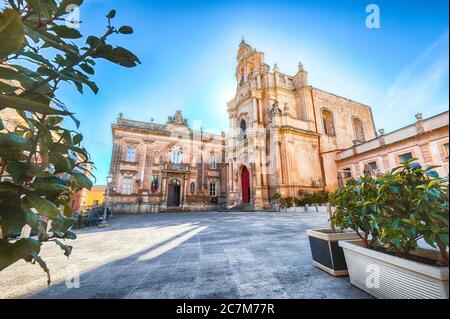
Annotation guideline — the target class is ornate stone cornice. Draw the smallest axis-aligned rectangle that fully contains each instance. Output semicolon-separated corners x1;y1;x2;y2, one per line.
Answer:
274;125;320;138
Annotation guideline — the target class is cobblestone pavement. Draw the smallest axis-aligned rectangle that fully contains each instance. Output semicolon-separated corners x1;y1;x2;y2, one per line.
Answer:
0;211;371;299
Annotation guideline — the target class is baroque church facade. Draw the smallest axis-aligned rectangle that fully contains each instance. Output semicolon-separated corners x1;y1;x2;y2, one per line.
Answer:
107;40;448;212
224;40;376;209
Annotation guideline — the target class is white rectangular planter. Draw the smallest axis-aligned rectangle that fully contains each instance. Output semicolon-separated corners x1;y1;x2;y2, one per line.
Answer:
285;207;306;212
305;205;317;212
317;205;328;213
339;240;449;299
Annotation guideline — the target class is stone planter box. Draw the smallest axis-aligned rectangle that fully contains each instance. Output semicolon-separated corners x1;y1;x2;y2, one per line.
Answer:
339;240;449;299
307;229;360;276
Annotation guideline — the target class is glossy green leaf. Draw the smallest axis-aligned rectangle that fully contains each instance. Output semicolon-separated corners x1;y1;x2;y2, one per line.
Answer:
51;239;72;257
0;9;25;60
0;133;31;150
27;0;57;19
50;25;82;39
118;26;133;34
106;9;116;19
72;172;93;190
0;95;72;115
0;238;42;271
79;63;94;75
23;194;59;219
50;215;76;233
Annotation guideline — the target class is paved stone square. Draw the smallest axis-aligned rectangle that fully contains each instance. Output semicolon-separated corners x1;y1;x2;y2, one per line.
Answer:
0;211;371;299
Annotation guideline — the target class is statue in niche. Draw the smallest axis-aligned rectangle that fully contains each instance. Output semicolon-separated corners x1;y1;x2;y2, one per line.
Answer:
268;101;282;122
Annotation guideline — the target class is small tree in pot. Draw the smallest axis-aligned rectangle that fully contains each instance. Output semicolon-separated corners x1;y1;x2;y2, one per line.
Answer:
307;187;360;276
270;192;282;212
336;159;449;299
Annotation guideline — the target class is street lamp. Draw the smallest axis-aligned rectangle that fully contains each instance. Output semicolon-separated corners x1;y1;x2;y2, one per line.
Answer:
99;174;113;228
111;186;116;217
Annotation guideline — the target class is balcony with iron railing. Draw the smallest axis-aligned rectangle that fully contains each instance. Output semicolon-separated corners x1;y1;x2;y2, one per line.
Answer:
119;159;139;172
163;163;190;172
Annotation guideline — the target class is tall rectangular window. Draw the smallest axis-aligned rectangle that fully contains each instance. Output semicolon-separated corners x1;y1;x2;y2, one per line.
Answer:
125;146;136;162
121;178;133;195
210;156;217;169
209;183;216;197
399;152;413;163
172;150;181;164
444;143;449;158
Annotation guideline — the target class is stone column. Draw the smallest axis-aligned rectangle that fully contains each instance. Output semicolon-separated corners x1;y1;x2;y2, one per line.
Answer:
110;138;122;190
182;175;188;209
252;97;258;124
274;129;283;188
160;174;167;209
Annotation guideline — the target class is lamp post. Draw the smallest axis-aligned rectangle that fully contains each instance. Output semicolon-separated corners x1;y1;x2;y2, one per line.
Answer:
99;174;113;228
111;186;116;217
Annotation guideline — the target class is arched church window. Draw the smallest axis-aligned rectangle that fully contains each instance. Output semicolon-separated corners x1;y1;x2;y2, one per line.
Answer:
190;182;195;195
239;119;247;141
353;118;365;142
322;110;335;136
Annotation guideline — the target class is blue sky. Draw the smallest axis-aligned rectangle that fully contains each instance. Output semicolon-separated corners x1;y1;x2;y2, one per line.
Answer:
17;0;450;184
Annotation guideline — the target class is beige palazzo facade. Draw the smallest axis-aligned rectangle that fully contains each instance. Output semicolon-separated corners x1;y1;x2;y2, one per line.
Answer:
109;111;227;213
107;40;448;212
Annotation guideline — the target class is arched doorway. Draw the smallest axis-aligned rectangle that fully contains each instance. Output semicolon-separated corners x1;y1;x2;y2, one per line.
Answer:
241;166;250;203
168;179;181;207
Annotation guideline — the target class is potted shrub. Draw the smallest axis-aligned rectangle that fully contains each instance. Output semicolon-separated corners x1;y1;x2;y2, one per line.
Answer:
294;197;306;212
315;191;329;212
334;160;449;299
270;192;282;212
307;189;360;276
284;196;294;212
302;193;314;212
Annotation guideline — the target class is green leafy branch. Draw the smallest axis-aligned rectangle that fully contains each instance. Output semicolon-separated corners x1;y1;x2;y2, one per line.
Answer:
0;0;140;283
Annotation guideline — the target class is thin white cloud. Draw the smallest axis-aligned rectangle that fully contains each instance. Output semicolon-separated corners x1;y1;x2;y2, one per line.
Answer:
382;32;449;119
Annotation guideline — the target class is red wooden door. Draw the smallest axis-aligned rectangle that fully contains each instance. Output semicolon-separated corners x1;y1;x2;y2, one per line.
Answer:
241;166;250;203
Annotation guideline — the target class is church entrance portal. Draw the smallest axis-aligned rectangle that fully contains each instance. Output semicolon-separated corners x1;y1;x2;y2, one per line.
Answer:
241;166;250;203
